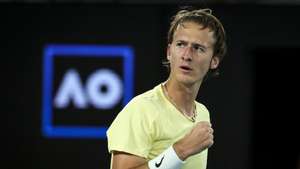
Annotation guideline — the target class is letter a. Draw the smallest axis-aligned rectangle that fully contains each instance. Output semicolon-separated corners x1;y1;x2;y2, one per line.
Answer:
54;69;88;109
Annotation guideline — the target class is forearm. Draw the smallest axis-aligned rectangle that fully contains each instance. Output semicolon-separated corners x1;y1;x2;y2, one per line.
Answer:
129;163;149;169
173;141;190;161
113;146;184;169
172;121;214;161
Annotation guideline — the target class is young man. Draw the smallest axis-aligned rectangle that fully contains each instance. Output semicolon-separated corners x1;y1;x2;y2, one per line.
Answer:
107;8;227;169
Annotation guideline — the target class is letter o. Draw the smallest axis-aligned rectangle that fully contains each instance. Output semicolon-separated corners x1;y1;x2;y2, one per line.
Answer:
86;69;123;109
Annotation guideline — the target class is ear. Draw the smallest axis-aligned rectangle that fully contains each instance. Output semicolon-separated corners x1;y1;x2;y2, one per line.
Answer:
210;56;220;69
167;44;171;60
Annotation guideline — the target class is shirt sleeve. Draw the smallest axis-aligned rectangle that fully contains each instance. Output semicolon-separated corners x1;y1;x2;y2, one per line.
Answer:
195;102;211;123
106;97;154;159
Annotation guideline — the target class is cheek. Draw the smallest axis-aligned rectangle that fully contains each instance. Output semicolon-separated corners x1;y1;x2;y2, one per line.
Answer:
168;55;176;68
195;57;212;71
169;51;180;64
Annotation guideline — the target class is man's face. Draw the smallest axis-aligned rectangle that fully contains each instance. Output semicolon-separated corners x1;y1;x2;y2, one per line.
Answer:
167;21;219;85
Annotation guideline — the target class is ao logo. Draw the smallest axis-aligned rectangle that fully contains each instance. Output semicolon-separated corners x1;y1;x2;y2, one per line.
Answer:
42;44;134;139
54;69;122;109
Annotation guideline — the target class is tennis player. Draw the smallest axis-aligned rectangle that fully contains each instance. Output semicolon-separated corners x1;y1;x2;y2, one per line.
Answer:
107;7;227;169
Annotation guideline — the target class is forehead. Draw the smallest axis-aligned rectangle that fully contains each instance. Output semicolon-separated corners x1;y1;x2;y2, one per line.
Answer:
173;21;215;45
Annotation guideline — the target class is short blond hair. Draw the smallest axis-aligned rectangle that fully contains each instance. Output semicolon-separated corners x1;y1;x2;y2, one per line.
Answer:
165;8;227;77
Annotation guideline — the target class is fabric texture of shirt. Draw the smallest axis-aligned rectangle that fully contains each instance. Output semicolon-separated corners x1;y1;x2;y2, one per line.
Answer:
107;84;211;169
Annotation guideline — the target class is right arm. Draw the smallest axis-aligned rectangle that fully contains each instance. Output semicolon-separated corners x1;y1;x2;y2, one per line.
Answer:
111;151;149;169
111;121;214;169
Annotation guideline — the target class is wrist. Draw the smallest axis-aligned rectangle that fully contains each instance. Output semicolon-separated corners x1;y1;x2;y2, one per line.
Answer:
148;146;184;169
173;142;189;161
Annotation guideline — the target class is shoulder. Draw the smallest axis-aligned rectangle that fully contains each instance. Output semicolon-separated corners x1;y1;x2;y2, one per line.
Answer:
117;84;162;119
126;85;162;111
195;101;211;121
195;101;209;112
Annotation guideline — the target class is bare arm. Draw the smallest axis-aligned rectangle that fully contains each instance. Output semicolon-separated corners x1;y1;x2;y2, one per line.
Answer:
111;151;149;169
111;121;213;168
173;121;214;161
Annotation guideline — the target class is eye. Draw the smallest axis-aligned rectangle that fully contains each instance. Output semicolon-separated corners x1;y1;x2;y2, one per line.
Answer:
193;44;206;53
176;41;186;48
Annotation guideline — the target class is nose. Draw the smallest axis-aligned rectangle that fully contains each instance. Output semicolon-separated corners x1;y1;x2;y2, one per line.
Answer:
181;46;193;61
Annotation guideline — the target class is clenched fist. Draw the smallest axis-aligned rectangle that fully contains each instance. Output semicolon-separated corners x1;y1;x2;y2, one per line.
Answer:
173;121;214;161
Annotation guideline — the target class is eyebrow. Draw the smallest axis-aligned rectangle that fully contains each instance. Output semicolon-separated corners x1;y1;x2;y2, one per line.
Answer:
192;43;207;49
175;40;208;49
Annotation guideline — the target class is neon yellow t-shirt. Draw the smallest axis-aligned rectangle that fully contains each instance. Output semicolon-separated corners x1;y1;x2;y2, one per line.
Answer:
107;84;211;169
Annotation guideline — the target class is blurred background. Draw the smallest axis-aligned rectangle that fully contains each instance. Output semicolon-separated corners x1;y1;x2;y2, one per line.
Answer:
2;1;299;169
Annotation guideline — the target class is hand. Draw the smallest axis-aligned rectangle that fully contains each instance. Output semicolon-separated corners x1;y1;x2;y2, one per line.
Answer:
173;121;214;161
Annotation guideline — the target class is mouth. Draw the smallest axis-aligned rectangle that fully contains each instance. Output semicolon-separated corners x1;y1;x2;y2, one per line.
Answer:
179;65;193;72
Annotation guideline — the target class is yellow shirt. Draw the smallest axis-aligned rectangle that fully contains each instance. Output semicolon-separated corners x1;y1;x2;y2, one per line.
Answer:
107;84;211;169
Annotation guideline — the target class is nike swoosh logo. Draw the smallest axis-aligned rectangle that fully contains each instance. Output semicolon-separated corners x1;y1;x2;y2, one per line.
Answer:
155;156;165;168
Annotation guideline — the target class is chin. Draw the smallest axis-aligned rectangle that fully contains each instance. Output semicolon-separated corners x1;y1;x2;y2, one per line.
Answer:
177;75;198;85
177;75;202;85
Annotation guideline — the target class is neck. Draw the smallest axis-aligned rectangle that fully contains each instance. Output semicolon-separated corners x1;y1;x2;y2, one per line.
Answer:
163;78;201;116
